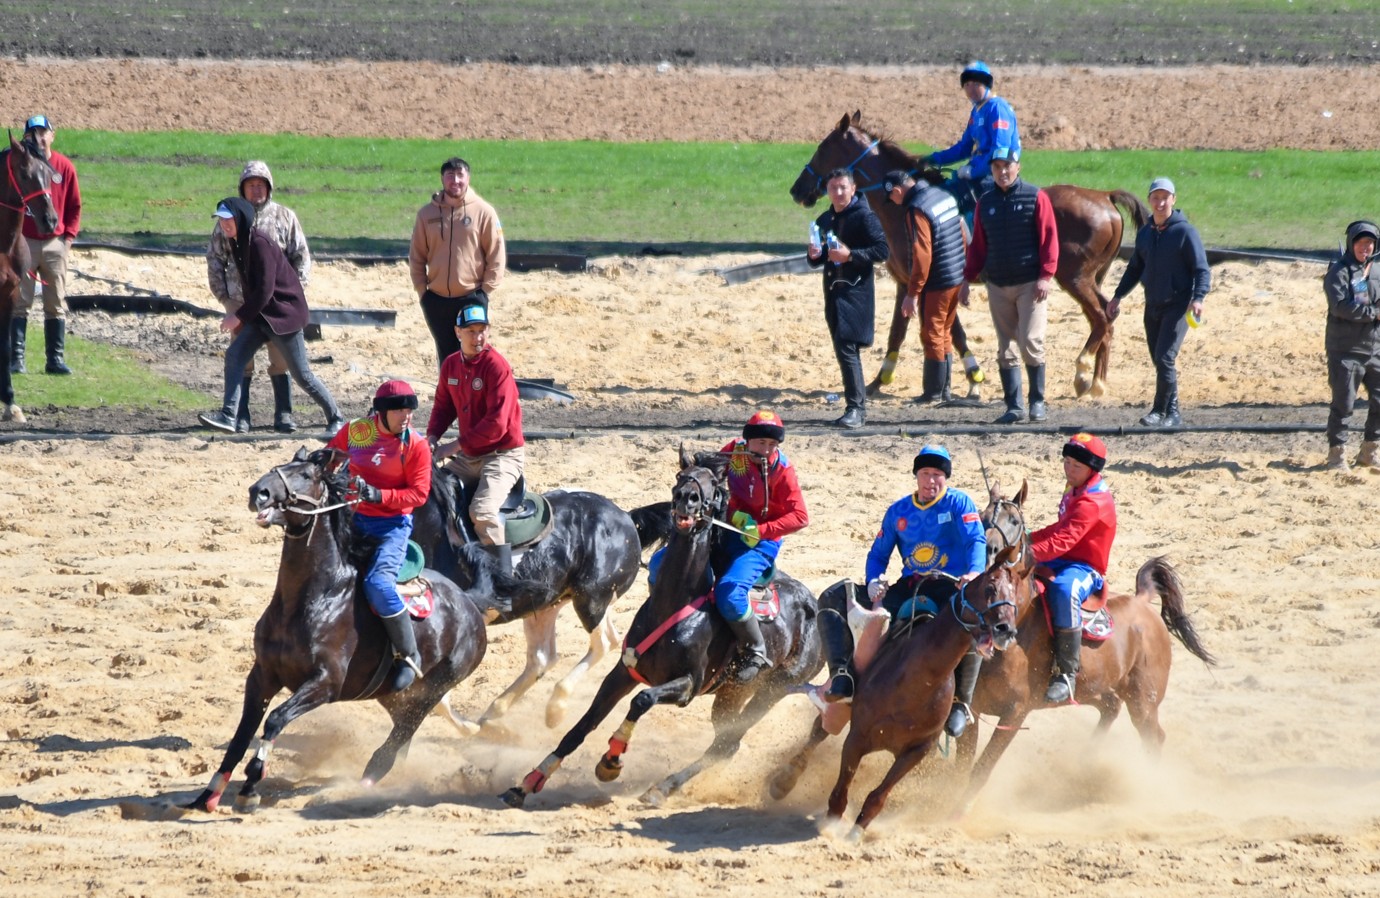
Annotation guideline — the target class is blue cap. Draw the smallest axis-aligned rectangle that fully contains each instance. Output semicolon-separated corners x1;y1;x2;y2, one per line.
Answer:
1148;177;1176;196
960;61;994;87
213;201;235;219
992;146;1020;163
913;444;953;477
456;303;489;327
24;114;52;132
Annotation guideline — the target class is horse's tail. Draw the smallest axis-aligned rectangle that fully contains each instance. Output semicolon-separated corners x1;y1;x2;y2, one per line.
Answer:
460;541;557;623
1135;555;1216;667
1109;188;1151;233
627;501;674;553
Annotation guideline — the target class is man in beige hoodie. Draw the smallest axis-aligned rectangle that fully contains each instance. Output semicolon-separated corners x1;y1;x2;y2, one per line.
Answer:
409;157;506;366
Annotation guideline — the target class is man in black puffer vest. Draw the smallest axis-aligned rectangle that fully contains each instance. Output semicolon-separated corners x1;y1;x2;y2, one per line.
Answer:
963;147;1060;424
807;169;890;428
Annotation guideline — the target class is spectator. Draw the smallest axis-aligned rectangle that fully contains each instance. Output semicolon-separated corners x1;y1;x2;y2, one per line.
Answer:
963;147;1060;424
410;157;506;367
207;160;313;432
1108;178;1211;428
11;114;81;376
1322;220;1380;470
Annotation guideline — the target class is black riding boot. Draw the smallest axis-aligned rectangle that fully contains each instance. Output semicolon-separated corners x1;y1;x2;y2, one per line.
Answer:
726;612;771;684
1140;378;1168;427
380;610;423;692
994;367;1024;424
915;357;947;406
939;353;953;402
484;542;513;577
44;318;71;375
945;649;982;738
8;316;26;374
1027;364;1047;422
1160;389;1183;428
1045;626;1083;704
236;375;253;433
818;606;856;703
270;373;297;433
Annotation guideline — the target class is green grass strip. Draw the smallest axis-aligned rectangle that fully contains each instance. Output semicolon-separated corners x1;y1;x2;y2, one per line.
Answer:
10;326;208;412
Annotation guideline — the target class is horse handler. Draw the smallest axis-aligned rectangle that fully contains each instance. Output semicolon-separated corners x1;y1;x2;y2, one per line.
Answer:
328;380;434;692
1028;433;1117;704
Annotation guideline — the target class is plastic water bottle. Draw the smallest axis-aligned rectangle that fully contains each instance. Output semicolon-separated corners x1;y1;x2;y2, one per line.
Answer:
809;222;822;253
826;231;840;252
825;393;840;405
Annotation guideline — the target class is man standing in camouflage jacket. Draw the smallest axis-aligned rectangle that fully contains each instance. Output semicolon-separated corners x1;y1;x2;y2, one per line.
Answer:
206;160;313;433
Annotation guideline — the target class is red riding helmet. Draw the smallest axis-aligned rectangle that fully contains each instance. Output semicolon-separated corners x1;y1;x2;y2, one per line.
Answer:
1062;432;1107;472
743;410;786;443
373;380;418;413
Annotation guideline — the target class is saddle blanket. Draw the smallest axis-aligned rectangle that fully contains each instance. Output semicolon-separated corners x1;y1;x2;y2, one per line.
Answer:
749;585;779;621
397;577;435;620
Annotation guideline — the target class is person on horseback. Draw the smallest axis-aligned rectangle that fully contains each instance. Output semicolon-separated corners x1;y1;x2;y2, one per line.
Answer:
326;379;434;692
924;61;1021;217
426;301;525;575
822;446;986;734
714;410;809;682
1028;433;1118;704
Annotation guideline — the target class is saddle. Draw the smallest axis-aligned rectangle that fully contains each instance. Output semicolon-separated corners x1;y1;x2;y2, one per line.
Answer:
747;564;780;622
450;474;555;549
1033;567;1113;642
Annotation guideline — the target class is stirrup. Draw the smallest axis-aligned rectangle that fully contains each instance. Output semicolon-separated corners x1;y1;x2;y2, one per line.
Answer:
824;670;854;704
733;651;770;684
1045;672;1075;704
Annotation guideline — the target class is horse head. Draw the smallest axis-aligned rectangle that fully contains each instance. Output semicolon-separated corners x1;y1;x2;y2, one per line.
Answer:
248;446;350;533
4;133;58;234
983;478;1032;566
955;545;1021;657
791;111;939;208
671;443;729;534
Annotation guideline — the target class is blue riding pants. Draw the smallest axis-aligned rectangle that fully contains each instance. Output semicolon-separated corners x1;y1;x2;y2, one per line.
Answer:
1045;559;1102;630
711;537;780;621
353;512;412;617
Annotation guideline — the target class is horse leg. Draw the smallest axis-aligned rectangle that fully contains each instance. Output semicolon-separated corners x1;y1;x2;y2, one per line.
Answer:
1060;272;1110;398
867;283;909;395
546;611;620;729
472;604;561;732
641;679;773;806
361;676;456;787
499;663;640;809
182;665;275;812
1091;692;1123;738
235;674;337;811
769;717;831;801
824;731;866;834
594;674;697;784
952;710;1030;819
849;742;932;840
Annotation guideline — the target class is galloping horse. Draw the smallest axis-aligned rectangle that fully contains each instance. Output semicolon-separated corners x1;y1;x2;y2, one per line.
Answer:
183;447;547;813
410;468;670;733
499;446;820;809
819;547;1021;840
949;482;1217;815
791;112;1149;400
0;135;60;423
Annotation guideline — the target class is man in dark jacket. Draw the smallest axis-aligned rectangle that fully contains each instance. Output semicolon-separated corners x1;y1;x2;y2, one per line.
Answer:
1108;178;1211;428
807;169;890;428
1322;220;1380;470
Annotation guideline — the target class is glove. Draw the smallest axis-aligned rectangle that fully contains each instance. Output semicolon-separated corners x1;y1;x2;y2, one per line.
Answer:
866;578;887;602
350;476;382;505
956;164;974;180
731;511;761;549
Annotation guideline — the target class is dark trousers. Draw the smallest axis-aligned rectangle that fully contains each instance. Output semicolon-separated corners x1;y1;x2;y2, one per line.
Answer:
830;330;866;411
421;288;488;366
1144;304;1190;410
1326;342;1380;445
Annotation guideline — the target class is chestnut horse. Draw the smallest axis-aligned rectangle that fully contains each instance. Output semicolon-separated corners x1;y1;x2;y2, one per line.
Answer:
499;446;820;810
790;112;1149;400
950;482;1217;815
0;135;60;423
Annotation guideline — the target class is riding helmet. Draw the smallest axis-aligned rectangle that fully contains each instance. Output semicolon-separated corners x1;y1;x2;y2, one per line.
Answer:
960;61;994;89
373;379;419;413
1062;432;1107;472
743;410;786;443
913;444;953;477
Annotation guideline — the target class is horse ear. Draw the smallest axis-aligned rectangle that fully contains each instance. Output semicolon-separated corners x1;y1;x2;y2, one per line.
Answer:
1014;479;1029;508
851;110;861;124
998;545;1020;567
292;446;310;462
989;479;1002;502
678;442;695;470
837;113;852;133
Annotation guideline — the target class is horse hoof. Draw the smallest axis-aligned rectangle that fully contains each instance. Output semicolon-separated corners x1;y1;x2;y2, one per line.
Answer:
639;786;666;807
498;787;528;809
846;824;866;844
594;755;623;783
2;404;23;423
1088;378;1107;398
544;700;567;730
233;793;261;814
768;769;801;801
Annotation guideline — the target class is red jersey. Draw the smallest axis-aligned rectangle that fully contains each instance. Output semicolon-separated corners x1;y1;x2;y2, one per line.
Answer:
327;415;432;517
427;345;525;457
22;149;80;241
719;439;809;543
1029;474;1117;574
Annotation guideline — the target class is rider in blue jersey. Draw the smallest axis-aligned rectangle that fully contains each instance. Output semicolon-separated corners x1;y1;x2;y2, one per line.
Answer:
925;61;1021;217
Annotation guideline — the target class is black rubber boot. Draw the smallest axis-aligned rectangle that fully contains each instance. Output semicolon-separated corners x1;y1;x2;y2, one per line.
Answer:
994;367;1024;424
945;649;982;738
1027;364;1047;422
1160;390;1182;428
270;373;297;433
8;316;26;374
44;318;72;375
939;353;953;402
380;610;423;692
1140;377;1168;427
818;607;856;703
484;542;513;577
1045;626;1083;703
236;375;253;433
914;357;947;406
726;612;771;684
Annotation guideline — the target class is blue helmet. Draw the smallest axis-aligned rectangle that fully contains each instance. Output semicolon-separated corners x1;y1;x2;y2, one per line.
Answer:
913;444;953;477
960;61;994;89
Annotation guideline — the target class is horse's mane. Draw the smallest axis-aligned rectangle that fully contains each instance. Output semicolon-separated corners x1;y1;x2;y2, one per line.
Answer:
853;119;945;186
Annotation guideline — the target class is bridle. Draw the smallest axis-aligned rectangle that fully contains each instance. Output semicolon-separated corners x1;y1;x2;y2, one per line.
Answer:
800;133;885;198
263;462;358;539
984;497;1029;561
671;464;728;534
0;145;52;215
949;561;1017;639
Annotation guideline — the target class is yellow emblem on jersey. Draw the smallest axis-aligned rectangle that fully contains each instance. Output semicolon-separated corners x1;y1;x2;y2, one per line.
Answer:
910;543;938;567
347;417;379;447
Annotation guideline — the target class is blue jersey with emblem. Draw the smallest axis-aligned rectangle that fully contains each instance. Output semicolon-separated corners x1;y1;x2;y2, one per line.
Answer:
865;486;987;582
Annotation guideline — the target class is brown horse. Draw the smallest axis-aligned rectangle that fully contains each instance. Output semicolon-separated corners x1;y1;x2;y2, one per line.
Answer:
0;134;60;423
790;112;1149;400
819;547;1021;840
950;481;1217;816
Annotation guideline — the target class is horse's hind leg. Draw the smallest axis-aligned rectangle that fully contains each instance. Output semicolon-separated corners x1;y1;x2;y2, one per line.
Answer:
1059;272;1110;398
769;716;830;801
466;604;561;733
851;742;932;839
868;284;910;394
641;680;765;806
546;611;620;729
183;665;275;812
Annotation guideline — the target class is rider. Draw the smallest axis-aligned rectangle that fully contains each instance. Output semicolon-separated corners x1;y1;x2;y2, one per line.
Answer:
327;380;434;692
1028;433;1117;704
713;410;810;683
924;61;1021;217
822;446;985;731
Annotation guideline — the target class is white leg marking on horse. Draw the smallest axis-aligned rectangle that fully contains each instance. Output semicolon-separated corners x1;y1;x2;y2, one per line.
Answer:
546;611;619;729
434;692;482;737
481;605;560;724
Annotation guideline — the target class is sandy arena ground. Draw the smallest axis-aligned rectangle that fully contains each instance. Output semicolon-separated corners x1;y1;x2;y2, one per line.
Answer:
2;60;1380;897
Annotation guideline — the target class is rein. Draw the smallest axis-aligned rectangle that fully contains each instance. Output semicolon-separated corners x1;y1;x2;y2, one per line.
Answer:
803;138;885;194
266;464;359;540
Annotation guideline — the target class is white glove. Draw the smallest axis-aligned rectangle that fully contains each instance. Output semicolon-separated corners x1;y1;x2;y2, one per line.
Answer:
957;164;974;180
866;578;887;602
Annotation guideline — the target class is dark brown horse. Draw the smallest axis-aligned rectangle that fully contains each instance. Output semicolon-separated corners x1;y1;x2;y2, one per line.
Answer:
949;482;1217;816
818;547;1021;840
0;135;60;423
183;447;546;813
790;112;1149;400
499;446;820;809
